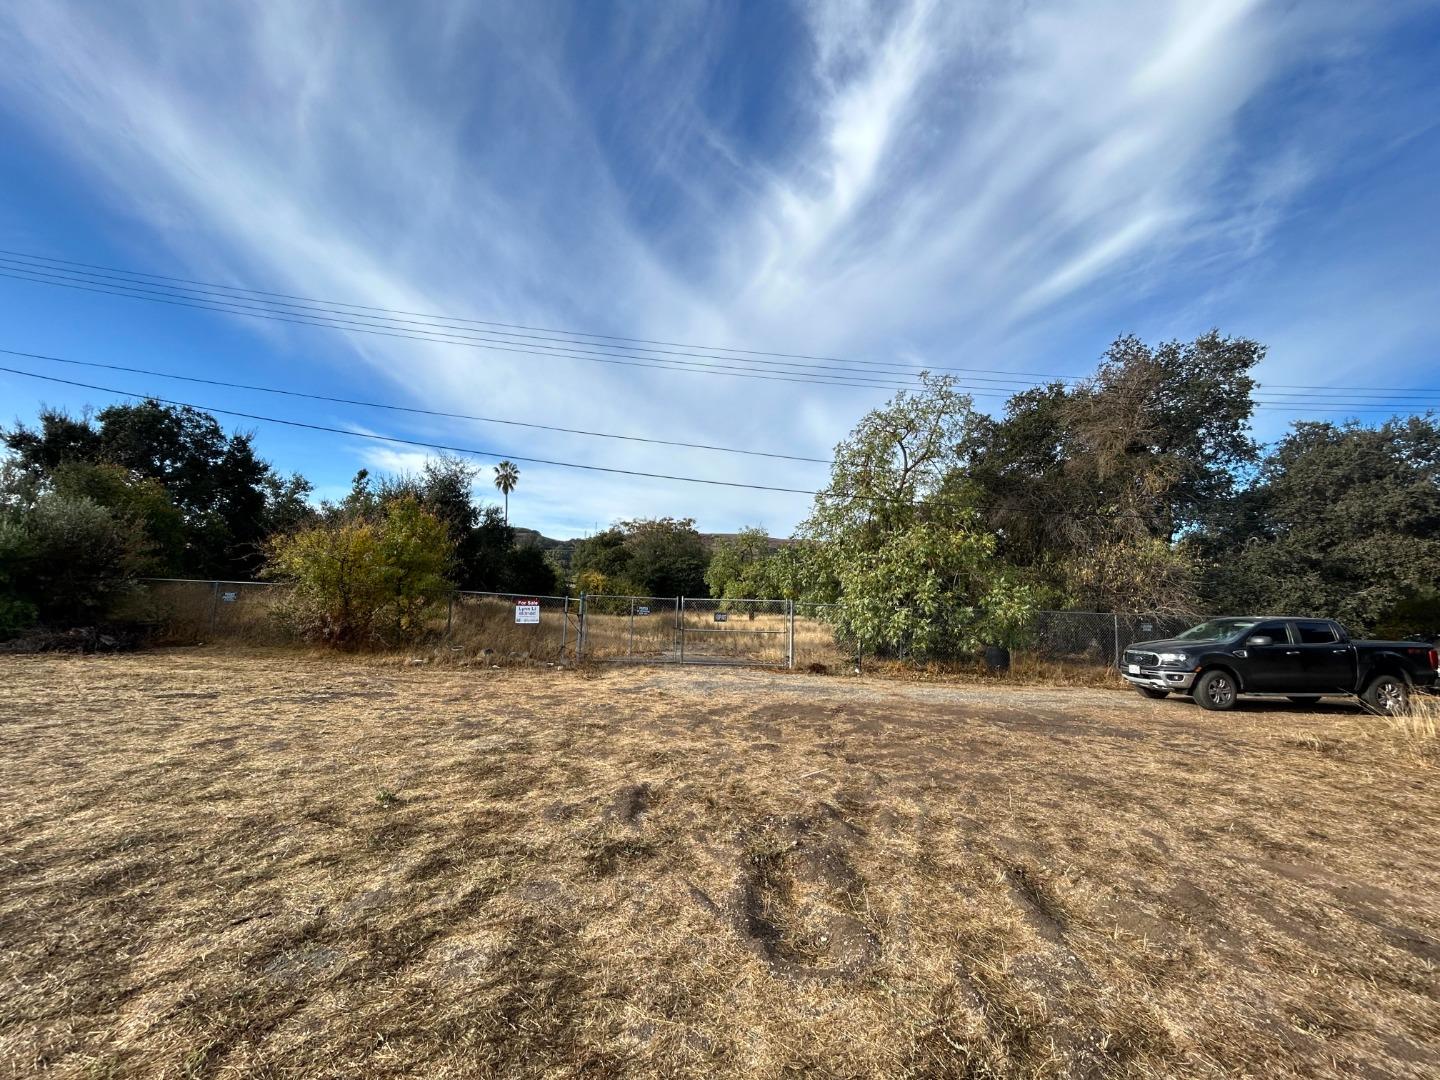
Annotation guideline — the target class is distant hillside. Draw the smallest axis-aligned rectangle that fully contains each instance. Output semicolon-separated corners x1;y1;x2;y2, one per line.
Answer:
700;532;794;551
513;528;576;570
512;528;792;572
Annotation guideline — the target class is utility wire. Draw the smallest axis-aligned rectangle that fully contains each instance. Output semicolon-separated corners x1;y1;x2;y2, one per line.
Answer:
0;247;1086;383
2;249;1440;408
0;348;833;465
0;267;915;392
6;246;1439;398
2;266;1433;412
0;363;1207;521
0;365;821;495
0;254;1053;390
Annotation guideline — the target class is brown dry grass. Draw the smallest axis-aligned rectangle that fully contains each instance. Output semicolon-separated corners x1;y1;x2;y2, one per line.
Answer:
2;652;1438;1078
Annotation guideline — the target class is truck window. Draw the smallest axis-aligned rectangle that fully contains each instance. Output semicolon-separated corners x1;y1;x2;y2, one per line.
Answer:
1296;621;1338;644
1247;621;1291;643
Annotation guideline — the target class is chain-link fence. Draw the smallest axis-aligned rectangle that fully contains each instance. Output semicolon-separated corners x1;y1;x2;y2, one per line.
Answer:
1029;611;1195;668
677;597;792;666
115;579;295;645
115;578;1205;673
447;591;575;663
577;595;681;662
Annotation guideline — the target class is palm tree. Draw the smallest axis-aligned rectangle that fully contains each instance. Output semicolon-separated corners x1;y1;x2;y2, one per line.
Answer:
493;460;519;524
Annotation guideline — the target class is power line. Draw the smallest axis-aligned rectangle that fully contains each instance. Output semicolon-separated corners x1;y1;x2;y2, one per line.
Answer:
4;363;1430;521
0;247;1086;383
0;365;821;494
6;246;1439;399
3;264;1434;412
0;254;1056;390
0;266;917;393
4;249;1438;413
0;347;834;465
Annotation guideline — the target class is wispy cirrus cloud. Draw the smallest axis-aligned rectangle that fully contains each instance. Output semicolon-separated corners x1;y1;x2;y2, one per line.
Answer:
0;0;1435;535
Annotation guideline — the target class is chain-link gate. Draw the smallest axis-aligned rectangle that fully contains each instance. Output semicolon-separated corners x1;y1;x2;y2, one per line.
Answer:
678;597;793;666
577;595;682;662
579;595;796;667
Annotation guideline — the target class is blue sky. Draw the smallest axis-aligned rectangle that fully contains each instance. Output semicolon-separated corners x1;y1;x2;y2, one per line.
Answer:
1;0;1438;539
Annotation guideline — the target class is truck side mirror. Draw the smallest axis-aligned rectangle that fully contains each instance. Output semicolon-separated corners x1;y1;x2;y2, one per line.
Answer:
1248;634;1274;647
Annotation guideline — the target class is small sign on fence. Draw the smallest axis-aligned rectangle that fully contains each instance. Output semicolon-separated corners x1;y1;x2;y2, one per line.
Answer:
713;611;728;622
221;592;238;603
514;599;540;625
636;605;650;616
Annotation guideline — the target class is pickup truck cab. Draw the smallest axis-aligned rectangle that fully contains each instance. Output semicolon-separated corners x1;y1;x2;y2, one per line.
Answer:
1121;616;1439;712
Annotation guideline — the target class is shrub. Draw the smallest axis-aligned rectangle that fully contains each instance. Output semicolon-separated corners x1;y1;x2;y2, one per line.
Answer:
1;493;144;626
265;497;454;647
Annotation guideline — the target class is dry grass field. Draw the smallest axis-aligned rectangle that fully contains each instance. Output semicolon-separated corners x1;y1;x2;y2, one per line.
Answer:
1;651;1438;1078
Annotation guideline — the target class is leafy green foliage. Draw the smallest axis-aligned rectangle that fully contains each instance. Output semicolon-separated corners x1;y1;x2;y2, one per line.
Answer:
264;497;454;647
704;528;773;598
795;376;1041;657
0;493;147;626
1;400;295;578
572;518;709;597
1196;415;1440;632
964;331;1261;613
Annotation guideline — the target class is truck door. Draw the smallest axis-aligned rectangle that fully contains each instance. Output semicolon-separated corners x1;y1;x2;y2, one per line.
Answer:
1292;620;1354;694
1239;620;1301;691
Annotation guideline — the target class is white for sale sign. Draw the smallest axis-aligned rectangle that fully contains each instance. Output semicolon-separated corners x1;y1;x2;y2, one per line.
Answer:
514;599;540;625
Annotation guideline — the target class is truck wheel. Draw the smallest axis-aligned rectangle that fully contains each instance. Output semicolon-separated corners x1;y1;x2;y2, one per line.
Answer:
1286;696;1322;706
1135;686;1169;700
1194;670;1238;711
1362;674;1409;715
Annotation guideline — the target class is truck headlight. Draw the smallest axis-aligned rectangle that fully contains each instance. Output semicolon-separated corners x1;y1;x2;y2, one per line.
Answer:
1157;652;1189;665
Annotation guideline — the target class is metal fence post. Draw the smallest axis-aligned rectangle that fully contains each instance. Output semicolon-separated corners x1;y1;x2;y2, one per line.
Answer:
677;596;684;664
445;591;455;640
207;580;221;639
578;594;587;660
560;595;570;661
628;598;635;658
1113;613;1121;666
787;599;795;670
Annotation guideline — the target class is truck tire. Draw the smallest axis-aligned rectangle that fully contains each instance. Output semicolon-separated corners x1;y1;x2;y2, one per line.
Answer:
1194;669;1238;711
1362;674;1409;715
1135;686;1169;700
1286;696;1322;706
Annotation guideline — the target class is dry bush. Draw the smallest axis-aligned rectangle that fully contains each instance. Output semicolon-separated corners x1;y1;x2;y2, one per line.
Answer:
1376;690;1440;763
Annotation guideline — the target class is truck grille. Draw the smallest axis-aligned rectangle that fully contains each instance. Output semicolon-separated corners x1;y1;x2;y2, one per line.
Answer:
1125;650;1159;667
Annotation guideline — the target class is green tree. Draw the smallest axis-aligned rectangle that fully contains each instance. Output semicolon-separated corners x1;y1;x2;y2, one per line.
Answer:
704;528;774;598
964;331;1262;612
619;517;710;597
499;544;561;595
493;460;519;524
49;462;187;575
264;497;454;647
1;493;146;626
798;375;1039;657
1196;415;1440;632
572;527;635;591
2;401;293;578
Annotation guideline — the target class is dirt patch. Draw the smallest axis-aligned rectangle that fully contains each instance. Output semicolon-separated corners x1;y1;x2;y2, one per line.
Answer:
0;649;1437;1078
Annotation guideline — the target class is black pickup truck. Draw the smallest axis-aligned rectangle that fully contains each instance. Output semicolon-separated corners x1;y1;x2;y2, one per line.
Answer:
1121;616;1439;712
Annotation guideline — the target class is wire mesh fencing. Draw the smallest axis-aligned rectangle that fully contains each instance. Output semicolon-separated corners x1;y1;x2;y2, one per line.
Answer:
577;595;681;662
446;591;575;663
1028;611;1195;668
113;578;1206;675
678;597;792;666
117;579;296;645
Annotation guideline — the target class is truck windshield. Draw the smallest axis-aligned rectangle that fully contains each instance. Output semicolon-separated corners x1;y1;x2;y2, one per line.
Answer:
1175;618;1260;641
